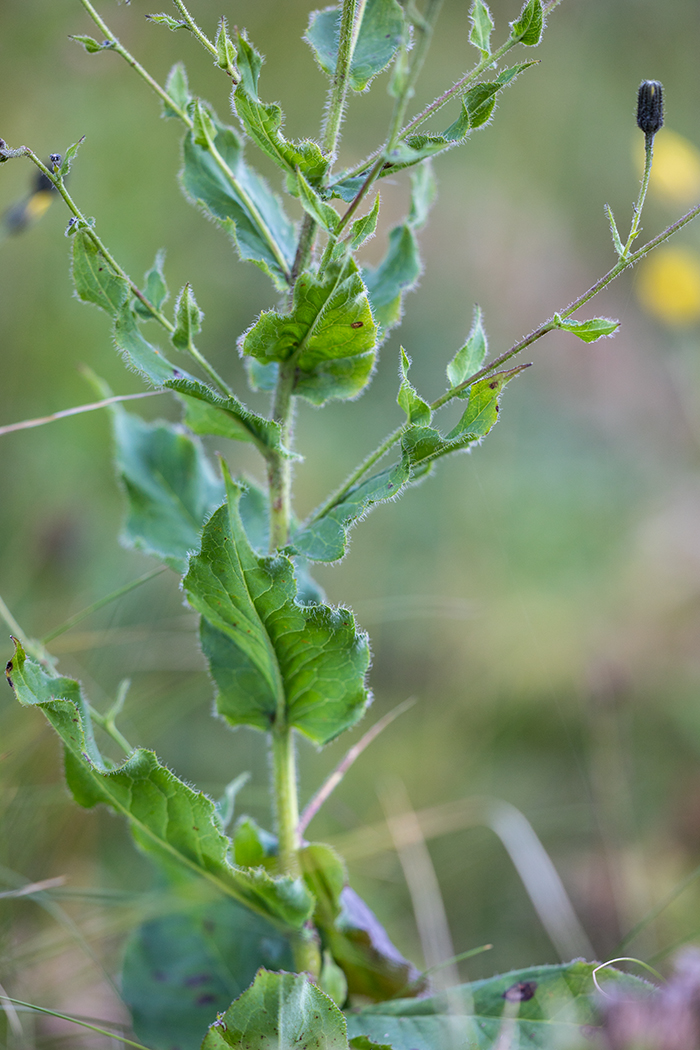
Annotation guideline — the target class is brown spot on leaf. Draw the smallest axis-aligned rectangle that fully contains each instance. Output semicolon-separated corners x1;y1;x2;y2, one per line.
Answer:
351;321;363;329
503;980;537;1002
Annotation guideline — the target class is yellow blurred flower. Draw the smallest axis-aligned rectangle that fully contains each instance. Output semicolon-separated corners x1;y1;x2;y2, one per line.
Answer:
636;129;700;206
637;246;700;326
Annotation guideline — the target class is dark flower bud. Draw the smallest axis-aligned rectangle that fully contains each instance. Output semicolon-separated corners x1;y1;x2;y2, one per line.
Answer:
49;153;61;170
637;80;664;135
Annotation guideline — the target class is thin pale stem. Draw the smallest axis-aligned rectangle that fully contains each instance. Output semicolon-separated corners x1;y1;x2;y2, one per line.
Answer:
87;703;133;756
622;131;654;258
308;198;700;516
0;391;163;438
41;567;166;644
0;998;151;1050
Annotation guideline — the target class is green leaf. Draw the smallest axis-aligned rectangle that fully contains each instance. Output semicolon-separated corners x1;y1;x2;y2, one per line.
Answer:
463;63;536;130
296;168;340;232
69;34;114;54
215;17;237;71
146;12;187;30
345;961;651;1049
469;0;494;58
407;163;436;231
305;0;405;92
510;0;544;45
553;313;620;342
233;817;277;869
164;61;191;117
122;896;292;1050
172;283;203;351
112;407;224;572
167;375;291;457
240;260;377;406
59;136;85;177
245;358;278;393
397;348;431;426
363;225;420;335
201;970;348;1050
72;230;128;315
113;303;197;387
183;469;371;745
133;249;169;319
5;641;315;930
446;304;488;390
180;108;295;290
292;458;410;563
192;99;219;150
445;370;518;441
233;32;328;188
348;194;380;250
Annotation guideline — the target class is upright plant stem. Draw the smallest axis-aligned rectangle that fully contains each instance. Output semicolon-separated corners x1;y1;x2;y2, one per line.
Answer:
623;131;654;258
322;0;362;159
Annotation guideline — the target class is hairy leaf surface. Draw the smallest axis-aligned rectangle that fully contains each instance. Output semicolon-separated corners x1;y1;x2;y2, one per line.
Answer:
447;305;488;391
346;962;650;1049
167;375;290;457
305;0;405;92
240;260;377;405
180;110;295;289
183;470;371;745
553;314;620;342
201;969;348;1050
113;408;224;572
233;33;328;188
123;896;292;1050
5;641;314;930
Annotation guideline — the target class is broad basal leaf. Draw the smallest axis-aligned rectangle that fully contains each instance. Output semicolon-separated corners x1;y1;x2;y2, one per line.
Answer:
201;970;348;1050
240;259;377;406
167;375;291;457
122;895;292;1050
553;313;620;342
183;469;371;745
180;107;295;289
345;961;651;1049
292;458;410;563
233;32;328;189
305;0;405;92
113;407;224;572
5;641;314;930
446;305;488;391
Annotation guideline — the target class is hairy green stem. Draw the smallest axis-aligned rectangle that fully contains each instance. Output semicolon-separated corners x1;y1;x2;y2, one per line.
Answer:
308;198;700;518
622;131;654;258
322;0;362;159
267;362;296;552
170;0;237;78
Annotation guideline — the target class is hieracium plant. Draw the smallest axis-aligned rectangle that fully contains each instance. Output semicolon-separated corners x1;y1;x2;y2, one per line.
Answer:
1;1;697;1048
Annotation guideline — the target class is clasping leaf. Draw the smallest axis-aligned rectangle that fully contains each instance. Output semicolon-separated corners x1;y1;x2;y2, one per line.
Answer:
469;0;494;59
509;0;544;46
446;304;488;392
553;313;620;342
397;348;432;426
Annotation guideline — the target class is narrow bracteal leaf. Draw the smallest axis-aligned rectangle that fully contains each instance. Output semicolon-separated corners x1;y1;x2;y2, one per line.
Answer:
59;136;85;177
362;225;421;336
6;641;314;930
446;367;525;441
183;469;371;745
510;0;544;45
240;260;377;406
215;17;236;71
166;375;292;457
164;61;191;117
233;32;328;188
123;897;292;1050
112;407;224;572
133;249;169;319
113;303;197;387
180;108;295;290
446;305;488;390
292;458;410;563
192;99;218;150
397;348;431;426
346;961;652;1049
296;168;340;232
348;195;380;250
172;283;203;352
146;12;187;30
69;34;114;54
469;0;494;57
407;163;436;231
553;313;620;342
305;0;405;92
201;970;348;1050
72;230;128;315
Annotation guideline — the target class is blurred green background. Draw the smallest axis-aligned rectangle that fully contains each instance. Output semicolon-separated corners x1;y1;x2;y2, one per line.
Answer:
4;0;700;1041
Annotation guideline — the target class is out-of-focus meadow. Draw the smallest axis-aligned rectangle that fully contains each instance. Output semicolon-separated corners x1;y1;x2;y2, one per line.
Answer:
3;0;700;1039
